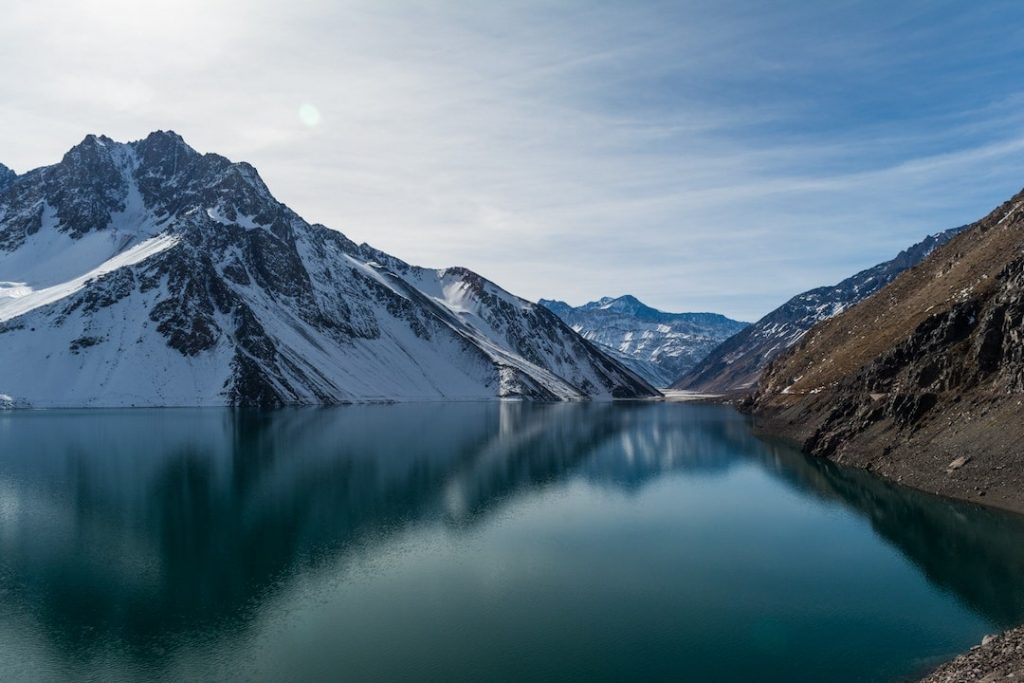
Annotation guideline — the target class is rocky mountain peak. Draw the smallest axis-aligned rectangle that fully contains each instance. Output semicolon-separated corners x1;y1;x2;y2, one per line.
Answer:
541;296;747;387
72;132;115;149
597;294;644;313
32;131;283;240
142;129;188;146
131;130;201;176
59;134;118;170
0;131;657;407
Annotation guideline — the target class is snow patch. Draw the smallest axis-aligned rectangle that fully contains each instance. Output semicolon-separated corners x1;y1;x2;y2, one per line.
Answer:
206;206;263;230
0;394;27;410
0;232;180;323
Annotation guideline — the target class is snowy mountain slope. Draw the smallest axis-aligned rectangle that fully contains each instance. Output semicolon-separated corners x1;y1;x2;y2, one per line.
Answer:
539;295;747;387
0;132;657;407
673;226;966;393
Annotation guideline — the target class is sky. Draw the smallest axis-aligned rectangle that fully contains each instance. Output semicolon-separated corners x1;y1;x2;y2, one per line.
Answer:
3;0;1024;321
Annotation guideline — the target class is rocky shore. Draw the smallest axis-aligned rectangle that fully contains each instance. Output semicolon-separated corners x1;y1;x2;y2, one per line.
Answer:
920;627;1024;682
748;396;1024;516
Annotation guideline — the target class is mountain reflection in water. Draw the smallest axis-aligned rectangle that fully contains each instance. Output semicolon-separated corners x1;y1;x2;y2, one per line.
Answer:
1;402;1023;683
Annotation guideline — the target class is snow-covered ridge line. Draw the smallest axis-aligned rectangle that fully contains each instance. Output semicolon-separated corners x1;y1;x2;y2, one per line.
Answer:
540;295;747;387
673;223;968;393
0;131;656;406
0;232;178;323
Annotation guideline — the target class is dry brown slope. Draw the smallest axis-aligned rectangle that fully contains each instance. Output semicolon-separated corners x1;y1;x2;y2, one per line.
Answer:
752;185;1024;513
762;188;1024;397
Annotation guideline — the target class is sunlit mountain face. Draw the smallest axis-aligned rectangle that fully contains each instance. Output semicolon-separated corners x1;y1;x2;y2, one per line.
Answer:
0;133;655;408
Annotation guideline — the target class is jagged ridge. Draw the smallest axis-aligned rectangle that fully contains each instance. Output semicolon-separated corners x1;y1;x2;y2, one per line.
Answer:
0;132;658;407
540;295;746;387
673;226;965;393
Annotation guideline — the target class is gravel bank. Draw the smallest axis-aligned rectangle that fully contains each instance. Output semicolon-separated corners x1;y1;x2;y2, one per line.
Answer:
921;627;1024;682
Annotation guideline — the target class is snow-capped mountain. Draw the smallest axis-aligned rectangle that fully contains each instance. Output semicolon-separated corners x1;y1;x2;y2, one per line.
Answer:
0;132;657;407
539;295;747;387
673;226;966;393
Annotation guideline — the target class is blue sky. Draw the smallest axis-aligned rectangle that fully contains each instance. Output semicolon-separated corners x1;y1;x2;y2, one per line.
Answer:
3;0;1024;320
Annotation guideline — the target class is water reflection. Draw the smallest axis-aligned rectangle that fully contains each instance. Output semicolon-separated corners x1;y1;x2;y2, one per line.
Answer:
759;446;1024;628
1;402;1023;678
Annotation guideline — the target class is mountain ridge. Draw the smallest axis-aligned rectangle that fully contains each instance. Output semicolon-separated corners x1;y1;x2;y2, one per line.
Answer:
751;184;1024;513
540;295;747;387
0;131;658;407
0;163;15;192
673;225;966;393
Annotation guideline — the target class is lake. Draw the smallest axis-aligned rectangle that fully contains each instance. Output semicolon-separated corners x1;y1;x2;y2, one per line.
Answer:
1;402;1023;682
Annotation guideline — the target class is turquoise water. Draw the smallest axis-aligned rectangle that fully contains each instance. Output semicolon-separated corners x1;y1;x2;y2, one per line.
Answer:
1;402;1023;682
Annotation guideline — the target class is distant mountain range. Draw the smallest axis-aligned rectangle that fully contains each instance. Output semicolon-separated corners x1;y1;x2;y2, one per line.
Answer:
0;132;657;407
540;295;747;387
672;226;965;393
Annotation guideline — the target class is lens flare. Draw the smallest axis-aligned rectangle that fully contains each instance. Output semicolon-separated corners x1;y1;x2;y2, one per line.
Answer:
298;103;321;127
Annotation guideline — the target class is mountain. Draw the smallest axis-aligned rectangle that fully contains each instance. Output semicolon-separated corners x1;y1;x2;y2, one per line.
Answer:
673;226;965;393
539;295;747;387
751;185;1024;513
0;132;657;407
0;163;15;192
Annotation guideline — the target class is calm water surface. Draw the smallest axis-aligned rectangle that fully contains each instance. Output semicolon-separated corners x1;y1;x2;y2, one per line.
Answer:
1;402;1024;682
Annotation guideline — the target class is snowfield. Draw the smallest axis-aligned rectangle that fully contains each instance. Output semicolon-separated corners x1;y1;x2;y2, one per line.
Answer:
0;232;179;323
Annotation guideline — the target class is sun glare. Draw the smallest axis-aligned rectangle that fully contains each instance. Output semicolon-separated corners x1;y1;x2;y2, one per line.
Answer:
298;103;321;127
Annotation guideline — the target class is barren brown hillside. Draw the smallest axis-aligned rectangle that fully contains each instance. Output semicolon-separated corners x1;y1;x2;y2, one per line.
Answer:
762;187;1024;398
753;185;1024;513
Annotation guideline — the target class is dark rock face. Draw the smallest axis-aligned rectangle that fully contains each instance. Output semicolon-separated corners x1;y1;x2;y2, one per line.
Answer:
0;164;15;192
752;185;1024;514
540;295;747;387
0;132;658;407
674;226;965;393
51;135;129;238
796;255;1024;460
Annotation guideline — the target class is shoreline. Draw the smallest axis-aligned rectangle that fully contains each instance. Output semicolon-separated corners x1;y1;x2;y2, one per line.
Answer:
919;626;1024;682
745;402;1024;681
747;403;1024;517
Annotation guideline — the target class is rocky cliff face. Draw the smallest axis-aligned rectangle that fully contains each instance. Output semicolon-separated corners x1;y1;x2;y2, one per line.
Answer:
752;186;1024;513
0;164;15;193
0;132;657;407
674;226;964;393
540;295;746;387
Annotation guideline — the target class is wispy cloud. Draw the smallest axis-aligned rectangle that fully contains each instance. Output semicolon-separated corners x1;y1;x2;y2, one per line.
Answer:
2;0;1024;319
